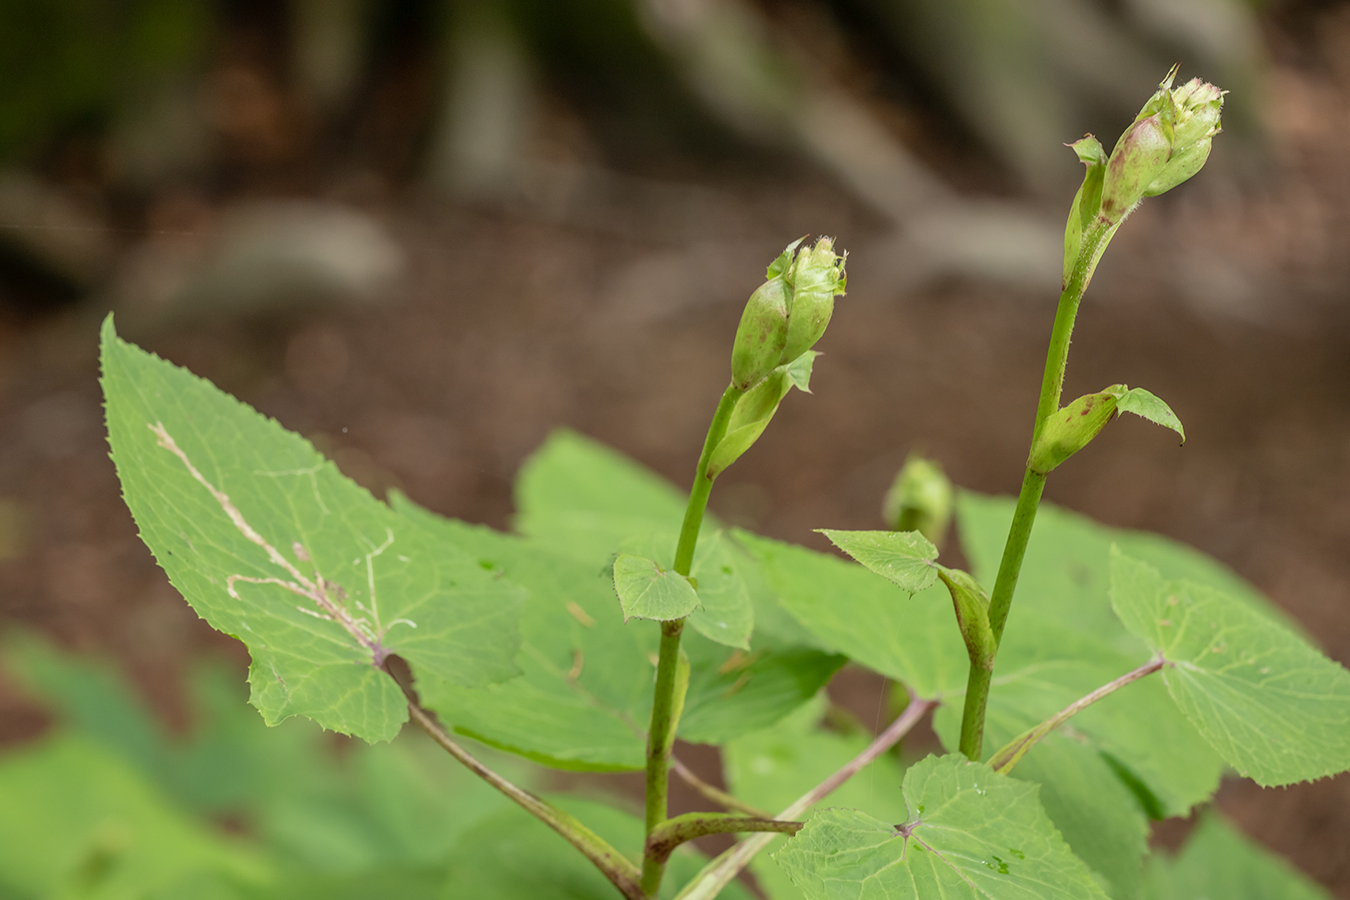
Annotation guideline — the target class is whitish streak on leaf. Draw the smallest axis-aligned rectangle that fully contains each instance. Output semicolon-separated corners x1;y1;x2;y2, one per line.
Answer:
255;463;330;514
149;421;409;667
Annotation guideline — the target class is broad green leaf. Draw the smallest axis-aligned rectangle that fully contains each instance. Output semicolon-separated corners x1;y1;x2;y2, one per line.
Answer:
1142;814;1331;900
773;754;1109;900
1106;387;1184;444
724;699;909;900
932;614;1223;819
1109;550;1350;786
734;530;969;700
440;796;754;900
1002;735;1147;900
100;317;523;742
817;530;939;593
0;735;271;900
614;554;700;621
515;429;691;563
395;497;840;769
956;492;1300;651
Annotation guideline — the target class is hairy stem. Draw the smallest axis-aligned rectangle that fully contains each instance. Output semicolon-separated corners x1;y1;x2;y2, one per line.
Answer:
644;383;743;896
957;222;1109;761
398;687;644;900
673;694;937;900
671;757;773;819
989;656;1165;773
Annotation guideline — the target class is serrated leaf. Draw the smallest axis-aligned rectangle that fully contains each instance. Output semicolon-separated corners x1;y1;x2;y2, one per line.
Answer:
614;554;700;621
395;497;839;769
774;754;1109;900
1142;814;1331;900
735;530;969;700
1109;549;1350;785
100;317;523;742
1106;386;1184;444
621;531;754;650
816;530;939;593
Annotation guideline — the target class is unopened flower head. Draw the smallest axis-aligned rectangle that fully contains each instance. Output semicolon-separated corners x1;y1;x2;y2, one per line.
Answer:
1098;67;1224;224
731;237;846;391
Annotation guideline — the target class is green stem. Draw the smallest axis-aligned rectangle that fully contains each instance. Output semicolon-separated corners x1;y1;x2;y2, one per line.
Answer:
957;221;1109;762
987;656;1165;773
643;383;744;897
399;686;644;900
673;383;744;576
647;813;802;871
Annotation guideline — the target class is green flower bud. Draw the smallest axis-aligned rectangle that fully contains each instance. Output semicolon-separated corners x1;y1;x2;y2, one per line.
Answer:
729;237;845;391
1099;67;1224;224
1028;387;1123;474
1143;77;1224;198
779;237;846;366
882;454;954;548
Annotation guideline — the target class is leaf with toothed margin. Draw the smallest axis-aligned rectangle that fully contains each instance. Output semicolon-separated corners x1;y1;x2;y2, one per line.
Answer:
1105;386;1184;444
99;316;523;743
614;554;700;621
816;529;939;593
1109;548;1350;786
773;753;1110;900
1142;813;1332;900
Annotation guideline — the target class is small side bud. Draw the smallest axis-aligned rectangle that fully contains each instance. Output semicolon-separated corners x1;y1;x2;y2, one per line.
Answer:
882;455;954;549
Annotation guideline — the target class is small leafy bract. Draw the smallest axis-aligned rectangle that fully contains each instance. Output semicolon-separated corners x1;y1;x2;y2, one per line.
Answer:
774;754;1109;900
1109;549;1350;786
101;317;523;742
614;554;701;621
816;529;939;593
1107;386;1184;443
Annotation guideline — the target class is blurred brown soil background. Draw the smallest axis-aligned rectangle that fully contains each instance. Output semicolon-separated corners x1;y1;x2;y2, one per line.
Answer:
1;0;1349;895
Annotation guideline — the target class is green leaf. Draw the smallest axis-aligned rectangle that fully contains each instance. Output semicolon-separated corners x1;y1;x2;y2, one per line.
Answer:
816;530;939;593
773;754;1109;900
956;491;1303;656
440;796;754;900
621;531;754;650
100;317;523;742
735;530;969;700
1142;814;1331;900
1105;386;1184;444
395;496;839;768
614;554;700;621
1109;549;1350;785
724;699;909;900
0;735;271;899
515;429;691;563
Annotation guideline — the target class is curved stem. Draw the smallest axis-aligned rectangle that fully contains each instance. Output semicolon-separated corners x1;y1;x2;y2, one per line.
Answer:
988;656;1165;773
673;694;936;900
671;757;773;819
399;688;644;900
673;383;744;576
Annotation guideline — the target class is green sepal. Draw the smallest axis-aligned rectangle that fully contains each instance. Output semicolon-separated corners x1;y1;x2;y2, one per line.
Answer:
707;352;817;478
1029;388;1123;474
1063;136;1106;291
936;566;996;667
1030;384;1185;473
